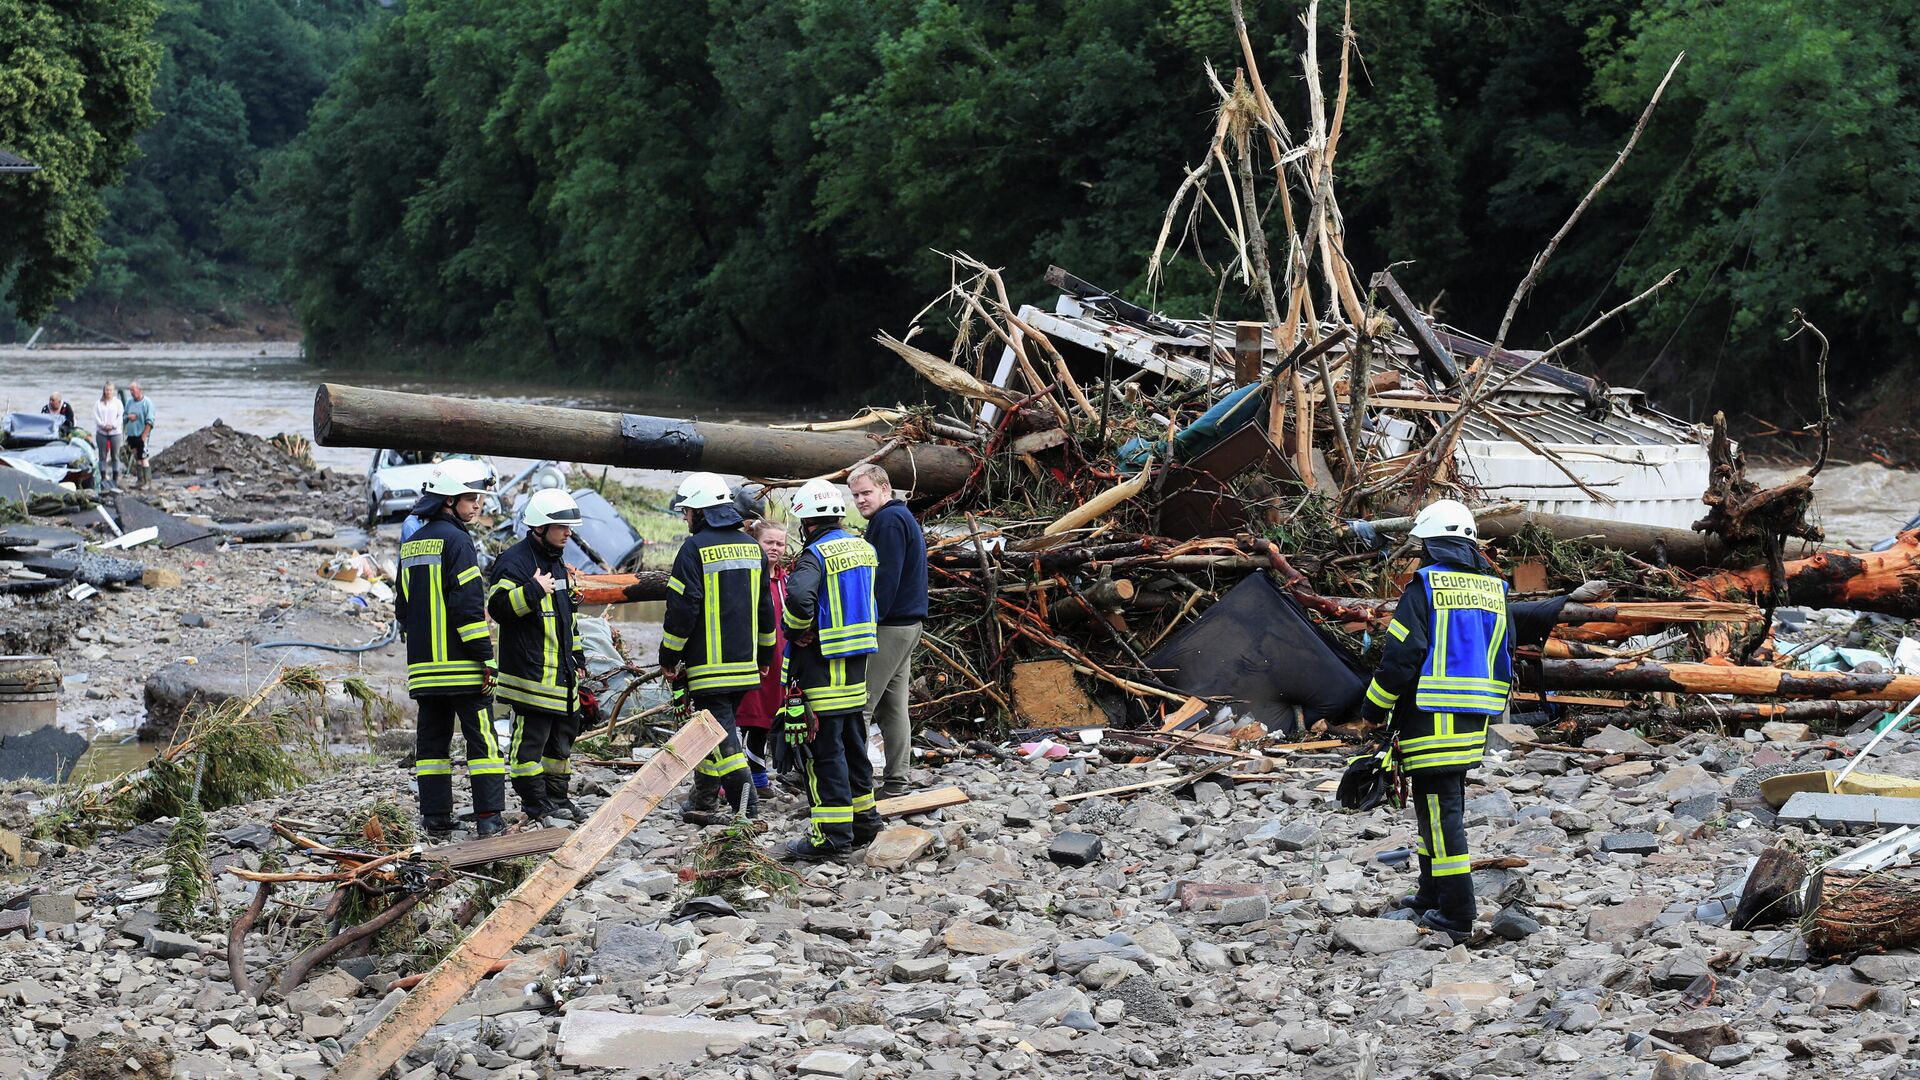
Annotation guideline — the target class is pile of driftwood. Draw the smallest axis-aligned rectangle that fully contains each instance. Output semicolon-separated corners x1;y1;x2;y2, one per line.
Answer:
308;0;1920;746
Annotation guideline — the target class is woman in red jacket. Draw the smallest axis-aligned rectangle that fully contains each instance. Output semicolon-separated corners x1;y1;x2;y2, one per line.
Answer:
736;520;790;792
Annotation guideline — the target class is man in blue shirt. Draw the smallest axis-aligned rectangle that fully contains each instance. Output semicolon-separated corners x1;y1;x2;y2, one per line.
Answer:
847;463;927;798
122;381;156;488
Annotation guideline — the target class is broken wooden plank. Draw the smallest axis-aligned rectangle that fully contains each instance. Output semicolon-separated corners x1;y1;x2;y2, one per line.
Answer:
1051;763;1225;808
329;712;725;1080
423;827;573;869
878;786;969;818
1160;697;1208;732
1008;659;1106;730
1261;739;1345;754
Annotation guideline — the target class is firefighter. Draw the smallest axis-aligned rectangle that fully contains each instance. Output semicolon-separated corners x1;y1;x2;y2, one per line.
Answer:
773;479;882;861
661;471;774;823
396;459;506;838
488;488;587;826
1359;498;1512;943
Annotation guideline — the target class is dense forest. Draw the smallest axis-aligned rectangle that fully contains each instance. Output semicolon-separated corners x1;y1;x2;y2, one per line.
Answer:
4;0;1917;417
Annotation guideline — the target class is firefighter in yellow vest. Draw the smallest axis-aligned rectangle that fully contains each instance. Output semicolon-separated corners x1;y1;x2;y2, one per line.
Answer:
1359;499;1512;943
776;479;881;862
488;488;587;826
396;459;506;838
661;472;774;822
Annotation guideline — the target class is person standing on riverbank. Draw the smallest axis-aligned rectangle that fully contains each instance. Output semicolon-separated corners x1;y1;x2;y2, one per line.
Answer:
122;381;155;488
849;463;927;798
91;382;122;490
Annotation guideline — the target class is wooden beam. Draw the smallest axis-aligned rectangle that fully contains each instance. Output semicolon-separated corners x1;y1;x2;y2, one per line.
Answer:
423;827;573;870
878;786;969;818
1369;271;1459;387
1050;764;1224;808
329;713;726;1080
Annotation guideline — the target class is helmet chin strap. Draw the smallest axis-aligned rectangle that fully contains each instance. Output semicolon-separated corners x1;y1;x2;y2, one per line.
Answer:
532;526;565;557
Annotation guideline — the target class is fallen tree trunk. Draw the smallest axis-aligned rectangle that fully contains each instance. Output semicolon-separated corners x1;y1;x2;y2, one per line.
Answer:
1533;658;1920;701
574;571;671;606
1691;534;1920;619
314;384;977;496
1609;699;1882;728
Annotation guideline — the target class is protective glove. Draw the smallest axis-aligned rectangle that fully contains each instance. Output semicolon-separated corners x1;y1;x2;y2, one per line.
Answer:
578;685;600;720
1567;579;1613;604
780;688;810;747
669;681;691;724
481;658;498;695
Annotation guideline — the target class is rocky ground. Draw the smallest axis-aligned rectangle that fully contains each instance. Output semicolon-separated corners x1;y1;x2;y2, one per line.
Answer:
4;710;1919;1080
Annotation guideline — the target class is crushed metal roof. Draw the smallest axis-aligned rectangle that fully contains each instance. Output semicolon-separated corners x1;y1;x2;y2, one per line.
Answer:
0;149;40;173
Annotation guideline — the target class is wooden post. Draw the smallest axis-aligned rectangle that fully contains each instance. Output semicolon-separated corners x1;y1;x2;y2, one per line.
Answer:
329;713;726;1080
1234;322;1263;387
313;384;976;496
1534;659;1920;701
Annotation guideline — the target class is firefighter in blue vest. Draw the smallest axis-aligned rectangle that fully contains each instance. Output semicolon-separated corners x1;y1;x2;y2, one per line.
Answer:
661;472;775;823
776;479;882;861
1359;499;1513;943
396;459;507;838
488;488;587;826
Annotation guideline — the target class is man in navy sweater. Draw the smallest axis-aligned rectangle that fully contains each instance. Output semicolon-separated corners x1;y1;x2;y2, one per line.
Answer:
848;463;927;797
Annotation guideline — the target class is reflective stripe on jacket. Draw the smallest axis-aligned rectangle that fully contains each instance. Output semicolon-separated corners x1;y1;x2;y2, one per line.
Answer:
396;512;492;696
1360;557;1514;774
486;536;580;716
659;524;774;694
786;528;879;658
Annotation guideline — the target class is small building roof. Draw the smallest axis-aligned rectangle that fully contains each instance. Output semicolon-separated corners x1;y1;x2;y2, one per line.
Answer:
0;149;41;173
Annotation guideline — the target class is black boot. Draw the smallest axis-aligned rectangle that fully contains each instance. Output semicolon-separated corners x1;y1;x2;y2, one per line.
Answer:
681;772;725;824
512;777;551;823
778;837;849;863
475;813;507;839
546;774;583;822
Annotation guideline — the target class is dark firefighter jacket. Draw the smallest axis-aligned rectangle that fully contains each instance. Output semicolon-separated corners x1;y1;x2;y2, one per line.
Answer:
486;535;582;716
396;508;492;696
783;525;879;714
659;522;774;695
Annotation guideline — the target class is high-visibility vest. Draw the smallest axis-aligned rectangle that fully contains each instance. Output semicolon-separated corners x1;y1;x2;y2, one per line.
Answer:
1411;565;1513;715
803;528;879;659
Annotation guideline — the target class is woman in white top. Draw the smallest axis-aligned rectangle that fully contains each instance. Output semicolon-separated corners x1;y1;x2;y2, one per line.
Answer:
92;382;122;490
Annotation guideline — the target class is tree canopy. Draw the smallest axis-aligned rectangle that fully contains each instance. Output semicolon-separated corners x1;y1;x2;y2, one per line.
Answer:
0;0;160;321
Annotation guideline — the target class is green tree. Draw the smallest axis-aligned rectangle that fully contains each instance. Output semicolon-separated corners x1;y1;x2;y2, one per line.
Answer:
0;0;161;320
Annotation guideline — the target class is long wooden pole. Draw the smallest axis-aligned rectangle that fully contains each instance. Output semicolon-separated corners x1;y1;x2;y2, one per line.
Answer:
1534;659;1920;701
329;713;725;1080
1692;534;1920;619
574;571;671;606
313;384;977;496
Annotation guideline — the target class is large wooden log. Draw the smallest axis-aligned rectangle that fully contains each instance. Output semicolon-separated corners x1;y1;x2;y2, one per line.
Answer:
1807;870;1920;956
1351;507;1728;566
1610;699;1883;728
1534;658;1920;701
1691;533;1920;618
313;384;976;496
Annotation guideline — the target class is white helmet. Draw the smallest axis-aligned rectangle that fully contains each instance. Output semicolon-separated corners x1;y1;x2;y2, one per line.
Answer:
789;478;845;520
423;458;495;497
674;471;732;511
524;488;583;528
1410;498;1477;540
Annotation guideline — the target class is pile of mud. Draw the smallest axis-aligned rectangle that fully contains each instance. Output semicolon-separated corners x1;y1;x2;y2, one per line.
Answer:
151;419;314;482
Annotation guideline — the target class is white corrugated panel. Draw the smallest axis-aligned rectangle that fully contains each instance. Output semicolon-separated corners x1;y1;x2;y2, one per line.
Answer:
1455;438;1711;530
